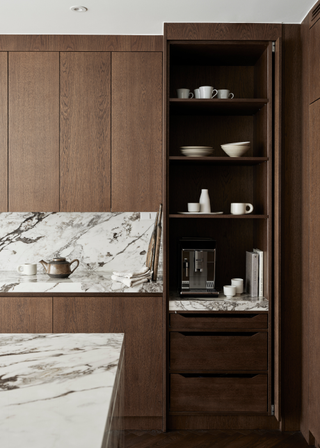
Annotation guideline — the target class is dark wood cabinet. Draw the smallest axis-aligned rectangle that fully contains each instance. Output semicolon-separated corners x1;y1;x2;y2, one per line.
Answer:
309;19;320;104
9;52;60;211
53;296;163;429
0;297;52;333
111;52;163;212
60;52;111;212
0;52;7;212
164;26;281;428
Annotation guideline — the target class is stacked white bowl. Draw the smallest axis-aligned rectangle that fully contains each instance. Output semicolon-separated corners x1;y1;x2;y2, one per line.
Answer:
220;141;250;157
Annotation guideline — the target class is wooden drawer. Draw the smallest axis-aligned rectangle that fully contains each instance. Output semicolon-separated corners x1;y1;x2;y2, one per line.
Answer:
170;331;267;371
170;373;268;413
169;313;268;331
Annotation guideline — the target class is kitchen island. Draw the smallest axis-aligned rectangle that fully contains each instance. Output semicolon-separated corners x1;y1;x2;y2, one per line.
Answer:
0;333;124;448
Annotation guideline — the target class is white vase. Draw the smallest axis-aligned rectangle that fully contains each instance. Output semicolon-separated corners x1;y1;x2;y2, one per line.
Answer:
199;189;211;213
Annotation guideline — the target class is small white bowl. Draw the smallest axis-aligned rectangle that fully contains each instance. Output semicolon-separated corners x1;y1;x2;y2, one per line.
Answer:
221;144;250;157
223;285;237;298
223;141;250;146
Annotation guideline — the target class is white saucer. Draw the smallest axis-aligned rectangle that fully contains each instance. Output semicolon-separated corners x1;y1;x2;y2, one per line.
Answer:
178;211;223;214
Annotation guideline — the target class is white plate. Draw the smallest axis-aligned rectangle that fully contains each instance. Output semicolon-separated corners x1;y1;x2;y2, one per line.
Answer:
180;146;213;149
178;211;223;215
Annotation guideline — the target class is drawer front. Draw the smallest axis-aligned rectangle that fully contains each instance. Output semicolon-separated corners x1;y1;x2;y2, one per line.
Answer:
170;373;268;413
170;331;268;371
170;313;268;331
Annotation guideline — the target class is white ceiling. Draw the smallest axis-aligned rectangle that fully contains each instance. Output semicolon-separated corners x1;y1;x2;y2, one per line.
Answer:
0;0;316;35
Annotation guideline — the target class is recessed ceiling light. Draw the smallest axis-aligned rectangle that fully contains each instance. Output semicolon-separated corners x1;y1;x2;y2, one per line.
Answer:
70;6;88;12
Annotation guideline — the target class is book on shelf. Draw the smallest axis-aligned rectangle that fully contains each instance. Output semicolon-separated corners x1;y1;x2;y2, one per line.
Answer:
246;251;259;297
253;248;264;297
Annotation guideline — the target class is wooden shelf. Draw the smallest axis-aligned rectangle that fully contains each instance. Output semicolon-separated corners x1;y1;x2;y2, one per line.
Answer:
169;98;268;116
169;156;268;165
169;214;268;219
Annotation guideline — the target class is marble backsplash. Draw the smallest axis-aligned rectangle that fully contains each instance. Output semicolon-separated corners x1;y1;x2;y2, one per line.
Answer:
0;212;162;277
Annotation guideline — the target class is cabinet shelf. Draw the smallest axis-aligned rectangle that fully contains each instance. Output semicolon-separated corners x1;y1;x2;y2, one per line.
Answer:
170;98;268;116
169;156;268;165
169;214;268;219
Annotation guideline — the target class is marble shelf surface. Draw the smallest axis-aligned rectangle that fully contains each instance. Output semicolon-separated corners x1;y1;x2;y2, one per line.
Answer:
0;270;163;294
0;333;124;448
169;292;269;311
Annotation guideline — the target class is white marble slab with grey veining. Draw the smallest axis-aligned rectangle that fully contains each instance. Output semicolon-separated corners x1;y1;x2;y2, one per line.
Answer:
0;333;124;448
169;293;268;311
0;212;162;279
0;270;163;293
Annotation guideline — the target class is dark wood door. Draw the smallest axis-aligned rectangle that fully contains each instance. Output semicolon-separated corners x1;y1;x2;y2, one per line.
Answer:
0;297;52;332
53;296;162;424
0;52;7;212
308;100;320;443
60;52;111;212
111;52;162;212
9;52;59;211
310;19;320;104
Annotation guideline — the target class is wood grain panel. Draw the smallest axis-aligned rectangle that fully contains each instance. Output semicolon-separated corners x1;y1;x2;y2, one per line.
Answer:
60;52;110;211
300;14;311;444
53;296;162;421
112;52;162;211
0;297;52;332
0;35;163;52
308;100;320;443
170;332;268;371
165;23;282;41
170;373;268;413
0;52;7;211
309;20;320;103
281;26;302;431
9;52;59;211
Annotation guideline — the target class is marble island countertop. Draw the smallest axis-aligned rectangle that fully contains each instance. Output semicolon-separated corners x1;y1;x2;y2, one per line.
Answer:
0;333;124;448
169;292;268;311
0;270;163;294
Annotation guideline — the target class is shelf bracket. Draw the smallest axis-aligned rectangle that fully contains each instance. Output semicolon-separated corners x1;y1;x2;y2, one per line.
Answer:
272;42;276;53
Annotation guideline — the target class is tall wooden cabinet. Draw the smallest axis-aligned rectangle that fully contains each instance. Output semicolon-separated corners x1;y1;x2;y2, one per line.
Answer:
0;52;7;212
164;25;282;429
60;52;111;212
9;52;60;211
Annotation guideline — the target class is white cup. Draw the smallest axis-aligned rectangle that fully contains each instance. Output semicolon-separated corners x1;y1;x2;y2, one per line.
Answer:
218;89;234;99
194;88;201;99
199;86;218;99
188;202;200;212
17;263;37;276
231;278;244;294
177;88;194;99
230;203;254;215
223;285;237;298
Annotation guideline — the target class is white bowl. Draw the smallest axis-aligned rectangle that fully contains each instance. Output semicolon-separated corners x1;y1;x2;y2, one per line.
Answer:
222;141;250;146
221;144;250;157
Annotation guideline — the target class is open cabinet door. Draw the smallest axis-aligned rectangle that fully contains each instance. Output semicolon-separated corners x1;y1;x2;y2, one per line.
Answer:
273;37;282;422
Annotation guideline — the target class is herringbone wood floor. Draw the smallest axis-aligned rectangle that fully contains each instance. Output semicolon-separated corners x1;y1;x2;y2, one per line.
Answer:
125;430;312;448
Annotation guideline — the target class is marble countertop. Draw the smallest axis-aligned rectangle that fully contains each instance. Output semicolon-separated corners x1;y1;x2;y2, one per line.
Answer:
0;270;163;294
0;333;124;448
169;292;268;311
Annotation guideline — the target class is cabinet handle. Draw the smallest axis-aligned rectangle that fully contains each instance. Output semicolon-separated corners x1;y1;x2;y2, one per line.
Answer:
177;332;259;337
178;313;260;319
179;373;259;379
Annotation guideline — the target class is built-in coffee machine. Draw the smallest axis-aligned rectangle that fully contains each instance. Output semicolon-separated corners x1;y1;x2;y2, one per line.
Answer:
179;237;218;297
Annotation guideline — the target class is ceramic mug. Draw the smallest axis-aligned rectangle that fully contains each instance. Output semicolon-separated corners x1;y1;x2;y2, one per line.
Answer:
199;86;218;99
188;203;200;212
231;278;244;294
230;203;254;215
17;263;37;276
177;88;194;99
194;88;201;99
223;285;237;298
218;89;235;99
